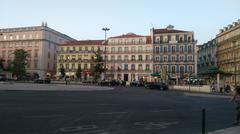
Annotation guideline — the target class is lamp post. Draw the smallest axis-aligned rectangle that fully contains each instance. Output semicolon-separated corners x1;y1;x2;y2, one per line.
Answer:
102;27;110;80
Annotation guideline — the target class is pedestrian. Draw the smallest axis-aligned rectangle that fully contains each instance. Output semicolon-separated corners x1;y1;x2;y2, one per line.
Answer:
231;86;240;125
65;76;68;85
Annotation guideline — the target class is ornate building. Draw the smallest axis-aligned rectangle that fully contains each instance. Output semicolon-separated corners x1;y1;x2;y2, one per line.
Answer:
197;39;217;73
105;33;153;82
57;40;103;80
216;20;240;86
151;25;197;82
0;23;74;78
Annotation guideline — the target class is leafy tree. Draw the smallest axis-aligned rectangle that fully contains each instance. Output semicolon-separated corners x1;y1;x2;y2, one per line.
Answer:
0;58;5;72
11;49;29;79
76;66;82;80
92;50;105;80
60;65;65;78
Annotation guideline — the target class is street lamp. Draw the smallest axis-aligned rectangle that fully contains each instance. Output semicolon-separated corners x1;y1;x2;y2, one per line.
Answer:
102;27;110;80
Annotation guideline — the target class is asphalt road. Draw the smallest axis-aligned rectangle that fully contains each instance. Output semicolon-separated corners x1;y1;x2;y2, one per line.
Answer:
0;86;236;134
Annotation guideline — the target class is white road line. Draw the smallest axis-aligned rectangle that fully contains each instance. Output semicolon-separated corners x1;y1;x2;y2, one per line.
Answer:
59;125;97;132
24;114;65;118
97;112;129;115
184;93;231;98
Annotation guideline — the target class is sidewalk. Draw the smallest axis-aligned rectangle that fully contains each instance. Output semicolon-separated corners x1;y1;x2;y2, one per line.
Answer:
208;126;240;134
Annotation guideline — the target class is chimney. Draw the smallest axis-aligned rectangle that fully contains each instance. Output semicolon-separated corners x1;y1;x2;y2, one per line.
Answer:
45;21;48;27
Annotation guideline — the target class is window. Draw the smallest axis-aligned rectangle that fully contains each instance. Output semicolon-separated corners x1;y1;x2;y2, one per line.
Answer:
146;64;150;71
67;47;70;51
84;64;88;70
85;47;88;51
111;47;115;53
124;64;128;71
146;55;150;61
117;55;122;61
180;46;184;53
188;45;192;52
180;66;184;74
131;64;135;70
118;47;122;53
124;47;129;52
171;56;176;62
156;47;160;53
27;62;30;68
163;56;167;62
91;47;94;52
138;46;143;52
124;55;128;61
188;66;193;73
132;39;135;44
138;55;142;61
156;56;160;61
188;56;193;61
72;47;76;52
164;46;167;53
138;64;143;71
79;47;82;51
131;55;135;61
3;35;7;40
172;46;176;53
180;56;184;61
139;39;143;44
111;55;115;61
172;66;176;73
72;64;75;69
78;55;82;60
131;47;136;52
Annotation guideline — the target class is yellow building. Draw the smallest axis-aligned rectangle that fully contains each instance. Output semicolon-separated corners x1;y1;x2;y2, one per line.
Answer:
216;20;240;86
57;40;103;80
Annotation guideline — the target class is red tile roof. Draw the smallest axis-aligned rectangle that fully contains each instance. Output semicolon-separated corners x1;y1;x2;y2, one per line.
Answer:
153;28;188;34
110;33;145;39
61;40;104;46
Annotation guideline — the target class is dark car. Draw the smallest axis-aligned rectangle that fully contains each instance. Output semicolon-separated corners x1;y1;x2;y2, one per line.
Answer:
145;82;168;90
130;81;144;87
0;75;7;81
34;78;51;84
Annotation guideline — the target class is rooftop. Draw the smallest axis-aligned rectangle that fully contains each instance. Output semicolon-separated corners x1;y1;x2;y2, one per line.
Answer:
109;33;145;39
61;40;104;46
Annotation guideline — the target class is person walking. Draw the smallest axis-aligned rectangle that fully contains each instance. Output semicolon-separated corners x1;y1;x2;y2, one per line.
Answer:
231;86;240;125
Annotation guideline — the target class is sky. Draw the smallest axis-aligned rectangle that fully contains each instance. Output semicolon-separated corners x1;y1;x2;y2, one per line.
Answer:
1;0;239;44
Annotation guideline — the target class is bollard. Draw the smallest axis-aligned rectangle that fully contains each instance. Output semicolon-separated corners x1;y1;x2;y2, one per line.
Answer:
202;108;206;134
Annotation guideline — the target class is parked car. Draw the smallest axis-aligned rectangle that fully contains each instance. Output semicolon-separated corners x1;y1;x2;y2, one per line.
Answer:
34;78;51;84
130;81;144;87
0;75;7;81
145;82;168;90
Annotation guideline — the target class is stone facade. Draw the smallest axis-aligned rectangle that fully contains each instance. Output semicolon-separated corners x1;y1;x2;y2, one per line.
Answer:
216;20;240;85
57;40;104;80
197;39;217;73
105;33;153;82
0;23;74;78
151;25;197;82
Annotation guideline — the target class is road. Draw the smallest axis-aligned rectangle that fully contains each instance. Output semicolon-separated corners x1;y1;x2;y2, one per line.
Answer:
0;85;236;134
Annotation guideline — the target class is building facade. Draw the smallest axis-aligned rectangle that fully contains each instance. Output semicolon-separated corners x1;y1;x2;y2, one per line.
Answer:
216;20;240;86
105;33;153;82
0;23;74;78
197;39;217;73
151;25;196;82
57;40;104;80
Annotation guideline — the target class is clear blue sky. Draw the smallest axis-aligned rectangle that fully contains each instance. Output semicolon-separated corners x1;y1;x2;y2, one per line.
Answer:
1;0;239;44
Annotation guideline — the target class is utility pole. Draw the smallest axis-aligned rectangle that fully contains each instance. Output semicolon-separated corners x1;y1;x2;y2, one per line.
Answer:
102;27;110;81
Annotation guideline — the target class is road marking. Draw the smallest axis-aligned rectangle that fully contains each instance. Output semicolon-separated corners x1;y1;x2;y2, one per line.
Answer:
97;112;128;115
24;114;64;118
73;129;108;134
134;121;179;130
184;93;231;98
59;125;97;132
150;110;173;113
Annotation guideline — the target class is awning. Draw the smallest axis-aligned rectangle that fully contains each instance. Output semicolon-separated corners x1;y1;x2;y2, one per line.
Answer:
151;73;161;77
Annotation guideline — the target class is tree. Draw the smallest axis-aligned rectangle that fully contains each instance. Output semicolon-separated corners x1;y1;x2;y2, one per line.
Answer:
11;49;29;79
76;66;82;80
92;50;105;80
0;58;4;72
60;65;65;78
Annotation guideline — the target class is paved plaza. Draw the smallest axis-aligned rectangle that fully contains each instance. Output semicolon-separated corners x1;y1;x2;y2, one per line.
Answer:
0;83;239;134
